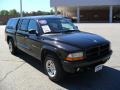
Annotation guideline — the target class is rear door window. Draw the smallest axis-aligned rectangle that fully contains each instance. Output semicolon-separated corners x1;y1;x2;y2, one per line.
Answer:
20;19;29;31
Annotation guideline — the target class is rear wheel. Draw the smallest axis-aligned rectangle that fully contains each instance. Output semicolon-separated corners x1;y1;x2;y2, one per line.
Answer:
8;39;17;54
44;54;64;82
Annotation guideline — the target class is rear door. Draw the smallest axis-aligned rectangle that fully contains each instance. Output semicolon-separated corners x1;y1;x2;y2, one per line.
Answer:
16;19;29;52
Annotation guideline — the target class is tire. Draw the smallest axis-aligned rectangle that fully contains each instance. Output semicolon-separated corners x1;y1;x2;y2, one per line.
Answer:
44;54;64;82
8;39;17;54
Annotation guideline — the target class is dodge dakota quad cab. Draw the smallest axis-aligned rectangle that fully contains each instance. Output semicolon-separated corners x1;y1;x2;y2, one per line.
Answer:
5;15;112;82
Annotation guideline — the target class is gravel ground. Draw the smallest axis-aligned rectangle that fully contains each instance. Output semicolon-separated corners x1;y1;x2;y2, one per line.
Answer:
0;23;120;90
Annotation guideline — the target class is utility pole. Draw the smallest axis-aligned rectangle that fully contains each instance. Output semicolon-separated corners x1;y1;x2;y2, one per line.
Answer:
20;0;23;17
54;7;57;16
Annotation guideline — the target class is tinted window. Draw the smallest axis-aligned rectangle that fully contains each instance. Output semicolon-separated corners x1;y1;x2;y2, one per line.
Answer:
28;20;38;31
39;18;78;33
20;19;29;31
17;19;22;30
7;19;19;29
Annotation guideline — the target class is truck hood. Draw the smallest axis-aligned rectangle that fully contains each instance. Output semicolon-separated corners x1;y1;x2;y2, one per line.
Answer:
42;32;109;48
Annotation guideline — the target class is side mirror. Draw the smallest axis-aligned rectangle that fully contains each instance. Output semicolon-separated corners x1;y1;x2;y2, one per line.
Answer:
29;29;38;35
75;26;79;30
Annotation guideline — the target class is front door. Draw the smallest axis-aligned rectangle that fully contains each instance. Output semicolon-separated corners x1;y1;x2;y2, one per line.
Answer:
26;19;42;60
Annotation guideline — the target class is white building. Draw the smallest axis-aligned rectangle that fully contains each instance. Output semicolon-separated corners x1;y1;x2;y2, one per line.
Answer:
50;0;120;23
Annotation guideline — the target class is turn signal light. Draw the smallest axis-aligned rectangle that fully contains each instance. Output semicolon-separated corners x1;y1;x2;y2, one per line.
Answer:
65;57;85;61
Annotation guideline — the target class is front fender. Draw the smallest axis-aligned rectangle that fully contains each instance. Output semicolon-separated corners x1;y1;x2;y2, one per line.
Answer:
40;45;67;62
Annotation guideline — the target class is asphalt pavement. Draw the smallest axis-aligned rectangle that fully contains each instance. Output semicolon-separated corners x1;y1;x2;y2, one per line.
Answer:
0;23;120;90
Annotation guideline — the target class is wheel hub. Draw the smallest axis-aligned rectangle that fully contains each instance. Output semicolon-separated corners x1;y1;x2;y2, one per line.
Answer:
46;60;56;77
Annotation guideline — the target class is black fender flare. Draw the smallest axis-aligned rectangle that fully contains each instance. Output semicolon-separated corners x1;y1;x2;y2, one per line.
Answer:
40;45;63;62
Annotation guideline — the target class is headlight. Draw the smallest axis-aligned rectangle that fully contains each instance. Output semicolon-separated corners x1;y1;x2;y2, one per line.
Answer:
65;52;85;61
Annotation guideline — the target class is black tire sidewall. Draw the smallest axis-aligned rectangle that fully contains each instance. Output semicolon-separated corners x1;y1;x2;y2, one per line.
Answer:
9;39;16;54
44;54;64;82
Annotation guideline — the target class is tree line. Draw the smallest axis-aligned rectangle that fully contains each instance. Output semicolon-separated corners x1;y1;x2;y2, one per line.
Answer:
0;9;55;16
0;9;55;24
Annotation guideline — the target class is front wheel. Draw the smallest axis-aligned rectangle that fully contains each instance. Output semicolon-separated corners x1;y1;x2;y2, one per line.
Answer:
44;54;64;82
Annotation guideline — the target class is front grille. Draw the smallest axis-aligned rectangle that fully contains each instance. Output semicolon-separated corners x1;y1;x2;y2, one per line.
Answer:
85;44;110;60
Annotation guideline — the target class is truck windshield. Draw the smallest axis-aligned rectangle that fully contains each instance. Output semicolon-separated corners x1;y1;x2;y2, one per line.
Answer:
39;18;79;33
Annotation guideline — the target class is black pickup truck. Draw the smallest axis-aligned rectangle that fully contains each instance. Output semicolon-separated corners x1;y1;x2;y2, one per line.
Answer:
5;15;112;81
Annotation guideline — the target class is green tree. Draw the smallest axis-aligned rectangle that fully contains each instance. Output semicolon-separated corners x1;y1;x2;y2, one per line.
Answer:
37;10;44;15
9;9;19;16
0;10;9;16
50;9;54;15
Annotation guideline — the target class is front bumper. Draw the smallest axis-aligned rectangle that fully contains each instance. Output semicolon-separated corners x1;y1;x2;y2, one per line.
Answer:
62;51;112;73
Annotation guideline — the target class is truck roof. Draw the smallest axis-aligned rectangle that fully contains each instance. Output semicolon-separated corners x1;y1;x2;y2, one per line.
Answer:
12;15;63;20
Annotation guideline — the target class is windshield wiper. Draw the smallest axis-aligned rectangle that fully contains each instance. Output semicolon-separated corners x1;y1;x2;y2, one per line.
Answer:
44;30;79;34
44;31;61;34
61;30;79;33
